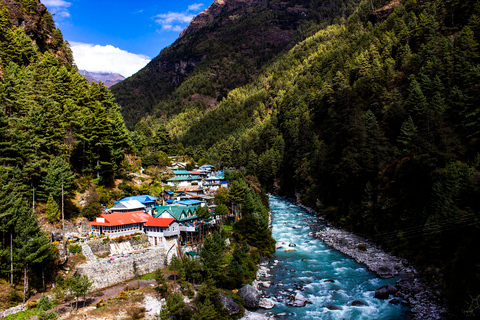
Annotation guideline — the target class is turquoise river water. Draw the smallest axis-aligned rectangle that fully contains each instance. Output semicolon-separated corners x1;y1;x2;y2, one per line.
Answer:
257;195;408;319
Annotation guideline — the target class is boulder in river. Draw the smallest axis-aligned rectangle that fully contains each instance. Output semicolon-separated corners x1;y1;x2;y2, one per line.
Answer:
288;243;297;247
292;225;302;229
259;298;275;309
389;298;400;305
287;292;309;307
238;284;261;309
215;293;240;315
351;300;368;306
375;284;397;299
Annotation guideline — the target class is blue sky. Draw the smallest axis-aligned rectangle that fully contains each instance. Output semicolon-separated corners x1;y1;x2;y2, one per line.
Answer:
42;0;207;77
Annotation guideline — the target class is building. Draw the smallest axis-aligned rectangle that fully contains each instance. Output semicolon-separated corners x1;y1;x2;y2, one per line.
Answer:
88;211;151;237
166;174;203;187
144;217;180;246
113;195;159;215
107;200;146;214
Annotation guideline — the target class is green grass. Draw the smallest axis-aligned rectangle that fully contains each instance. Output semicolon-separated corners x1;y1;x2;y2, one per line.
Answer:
4;309;38;320
136;273;155;280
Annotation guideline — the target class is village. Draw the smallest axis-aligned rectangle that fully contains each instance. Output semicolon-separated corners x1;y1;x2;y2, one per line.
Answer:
87;164;227;247
55;164;232;293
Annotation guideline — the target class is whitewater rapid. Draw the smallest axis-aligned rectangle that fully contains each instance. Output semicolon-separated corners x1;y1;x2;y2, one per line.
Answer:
256;196;408;319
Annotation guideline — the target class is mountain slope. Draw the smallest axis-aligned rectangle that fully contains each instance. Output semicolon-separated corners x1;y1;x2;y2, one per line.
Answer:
132;0;480;316
111;0;360;128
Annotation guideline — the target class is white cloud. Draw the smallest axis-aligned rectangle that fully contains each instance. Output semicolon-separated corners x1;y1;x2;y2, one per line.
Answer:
188;3;204;12
55;11;71;19
70;42;151;78
42;0;72;22
154;3;204;32
42;0;71;8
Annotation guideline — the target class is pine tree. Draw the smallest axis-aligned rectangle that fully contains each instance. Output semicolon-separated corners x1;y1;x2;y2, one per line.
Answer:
45;193;60;223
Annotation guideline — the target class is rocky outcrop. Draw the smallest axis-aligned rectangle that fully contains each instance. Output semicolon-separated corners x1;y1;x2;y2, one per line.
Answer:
238;284;261;309
181;0;262;37
215;293;240;315
0;0;71;62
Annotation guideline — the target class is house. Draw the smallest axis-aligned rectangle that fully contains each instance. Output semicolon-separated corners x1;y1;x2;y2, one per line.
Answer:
166;175;203;187
203;175;227;190
114;195;158;215
199;164;215;172
144;217;180;246
173;170;191;178
168;162;187;170
177;185;204;195
107;200;146;214
155;205;198;224
88;211;151;237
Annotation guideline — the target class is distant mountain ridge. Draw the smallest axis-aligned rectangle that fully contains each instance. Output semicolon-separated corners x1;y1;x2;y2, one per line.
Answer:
111;0;357;128
79;70;125;88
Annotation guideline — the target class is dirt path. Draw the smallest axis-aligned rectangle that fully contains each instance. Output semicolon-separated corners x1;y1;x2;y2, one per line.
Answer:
50;278;157;316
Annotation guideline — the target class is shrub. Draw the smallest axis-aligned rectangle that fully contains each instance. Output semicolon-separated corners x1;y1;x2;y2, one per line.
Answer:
68;244;81;254
37;294;53;311
37;310;58;320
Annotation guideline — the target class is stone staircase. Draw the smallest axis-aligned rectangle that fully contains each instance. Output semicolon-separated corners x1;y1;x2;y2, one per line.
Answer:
81;242;98;263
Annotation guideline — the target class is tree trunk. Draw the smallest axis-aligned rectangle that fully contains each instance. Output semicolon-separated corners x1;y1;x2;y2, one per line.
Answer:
23;265;28;303
10;233;13;287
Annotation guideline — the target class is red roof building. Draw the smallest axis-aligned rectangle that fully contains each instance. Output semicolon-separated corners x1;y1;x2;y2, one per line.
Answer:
144;217;180;246
88;211;151;237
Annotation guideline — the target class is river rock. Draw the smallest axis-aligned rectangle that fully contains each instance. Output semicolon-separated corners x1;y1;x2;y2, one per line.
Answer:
287;292;308;307
259;298;275;309
351;300;367;306
389;298;400;305
375;284;397;299
292;225;302;229
215;293;240;315
238;284;261;309
327;305;342;310
288;243;297;247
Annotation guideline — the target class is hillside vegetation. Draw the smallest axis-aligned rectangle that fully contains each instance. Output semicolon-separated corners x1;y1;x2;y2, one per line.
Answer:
0;0;132;303
131;0;480;316
111;0;363;128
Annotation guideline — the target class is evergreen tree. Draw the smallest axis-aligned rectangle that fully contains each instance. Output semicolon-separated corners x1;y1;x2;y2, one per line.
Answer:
45;193;60;223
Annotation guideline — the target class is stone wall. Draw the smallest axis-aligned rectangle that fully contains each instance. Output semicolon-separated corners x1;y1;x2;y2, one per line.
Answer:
76;247;168;291
0;304;26;318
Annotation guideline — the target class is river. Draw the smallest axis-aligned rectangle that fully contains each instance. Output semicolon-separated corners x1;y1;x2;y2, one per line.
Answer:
257;195;408;319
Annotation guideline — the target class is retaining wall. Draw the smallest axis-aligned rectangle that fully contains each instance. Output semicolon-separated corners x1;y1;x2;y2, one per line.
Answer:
76;247;168;291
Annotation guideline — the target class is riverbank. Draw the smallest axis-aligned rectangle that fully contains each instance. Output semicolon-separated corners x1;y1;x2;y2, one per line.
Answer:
311;221;449;319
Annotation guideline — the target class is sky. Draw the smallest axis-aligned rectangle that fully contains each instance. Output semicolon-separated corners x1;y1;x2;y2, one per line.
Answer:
41;0;208;77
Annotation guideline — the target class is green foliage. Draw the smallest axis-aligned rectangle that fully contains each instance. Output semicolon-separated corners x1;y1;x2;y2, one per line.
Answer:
36;294;53;311
196;205;211;220
37;310;57;320
68;244;81;254
154;268;169;297
159;292;192;320
45;194;60;223
214;203;228;217
66;274;93;310
200;231;226;282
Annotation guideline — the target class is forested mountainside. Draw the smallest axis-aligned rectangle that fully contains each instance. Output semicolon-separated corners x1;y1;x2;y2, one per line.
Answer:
111;0;362;128
0;0;132;299
131;0;480;316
